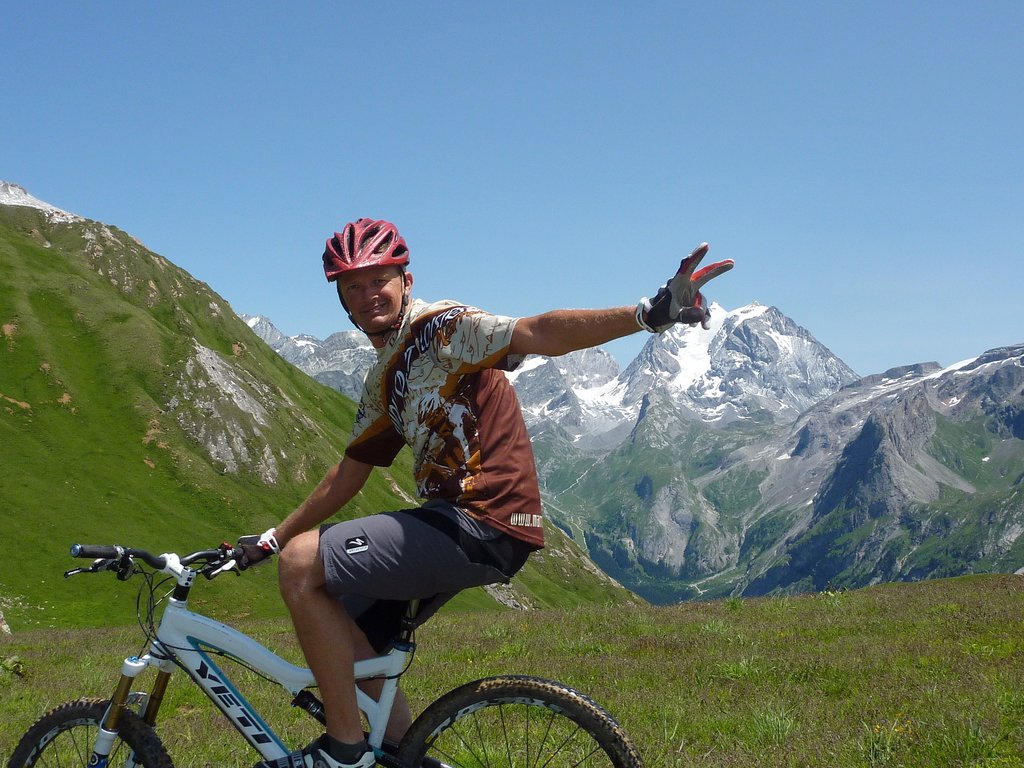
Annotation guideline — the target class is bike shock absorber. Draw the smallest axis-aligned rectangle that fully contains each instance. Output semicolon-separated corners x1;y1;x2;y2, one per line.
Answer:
292;690;327;726
103;657;149;730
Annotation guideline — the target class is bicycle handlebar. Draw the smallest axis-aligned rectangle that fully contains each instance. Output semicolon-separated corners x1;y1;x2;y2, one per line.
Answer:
67;543;240;581
71;544;170;569
69;544;120;560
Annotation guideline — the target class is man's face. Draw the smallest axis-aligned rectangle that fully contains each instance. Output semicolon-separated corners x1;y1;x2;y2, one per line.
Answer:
338;265;410;341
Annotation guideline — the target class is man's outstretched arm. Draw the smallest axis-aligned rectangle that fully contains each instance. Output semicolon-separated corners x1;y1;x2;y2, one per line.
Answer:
510;243;735;358
510;306;639;358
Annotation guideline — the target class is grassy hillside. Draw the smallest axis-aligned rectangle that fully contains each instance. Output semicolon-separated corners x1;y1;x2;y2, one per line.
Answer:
0;205;399;626
2;575;1021;766
0;205;632;630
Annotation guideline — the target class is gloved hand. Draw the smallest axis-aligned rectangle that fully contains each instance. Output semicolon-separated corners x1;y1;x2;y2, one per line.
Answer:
636;243;734;333
236;528;280;569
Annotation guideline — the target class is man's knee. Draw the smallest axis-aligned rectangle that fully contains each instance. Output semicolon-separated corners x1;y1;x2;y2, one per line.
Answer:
277;530;324;602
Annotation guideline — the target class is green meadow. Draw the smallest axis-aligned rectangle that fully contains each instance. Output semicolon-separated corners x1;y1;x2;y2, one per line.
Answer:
3;574;1022;767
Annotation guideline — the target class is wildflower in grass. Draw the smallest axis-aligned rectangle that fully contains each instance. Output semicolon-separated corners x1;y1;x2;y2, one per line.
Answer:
860;715;916;766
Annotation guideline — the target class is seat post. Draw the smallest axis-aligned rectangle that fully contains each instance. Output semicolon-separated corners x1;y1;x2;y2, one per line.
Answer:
397;599;422;643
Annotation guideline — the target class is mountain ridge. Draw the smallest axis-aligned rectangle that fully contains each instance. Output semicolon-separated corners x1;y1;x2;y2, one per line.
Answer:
245;280;1024;602
0;185;635;630
9;182;1017;609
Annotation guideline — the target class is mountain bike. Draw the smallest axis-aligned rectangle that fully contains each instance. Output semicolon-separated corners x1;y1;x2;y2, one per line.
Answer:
7;542;643;768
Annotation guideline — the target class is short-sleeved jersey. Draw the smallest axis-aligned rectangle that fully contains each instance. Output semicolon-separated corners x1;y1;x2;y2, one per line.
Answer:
345;299;544;548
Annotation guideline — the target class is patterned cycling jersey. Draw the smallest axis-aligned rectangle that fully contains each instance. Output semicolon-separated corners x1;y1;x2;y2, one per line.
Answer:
345;299;544;548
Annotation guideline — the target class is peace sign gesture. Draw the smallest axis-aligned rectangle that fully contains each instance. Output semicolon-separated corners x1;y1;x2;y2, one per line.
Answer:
636;243;734;332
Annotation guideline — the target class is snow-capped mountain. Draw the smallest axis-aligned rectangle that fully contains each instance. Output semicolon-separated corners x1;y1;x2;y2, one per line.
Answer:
243;315;287;349
739;344;1024;594
16;180;1018;609
506;347;630;448
553;342;1024;602
621;302;859;424
241;282;1022;604
507;302;859;449
0;181;81;223
246;302;857;444
243;315;375;401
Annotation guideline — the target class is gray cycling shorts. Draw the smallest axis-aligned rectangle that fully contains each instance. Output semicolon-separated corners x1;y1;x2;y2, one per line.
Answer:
318;507;515;649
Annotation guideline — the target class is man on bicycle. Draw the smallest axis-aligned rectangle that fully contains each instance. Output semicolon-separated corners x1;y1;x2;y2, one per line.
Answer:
243;218;733;768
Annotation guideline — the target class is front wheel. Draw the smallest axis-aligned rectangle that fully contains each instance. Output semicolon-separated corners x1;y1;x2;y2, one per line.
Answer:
397;675;643;768
7;698;172;768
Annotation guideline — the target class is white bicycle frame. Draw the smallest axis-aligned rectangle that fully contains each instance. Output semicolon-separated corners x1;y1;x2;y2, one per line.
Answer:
91;553;411;764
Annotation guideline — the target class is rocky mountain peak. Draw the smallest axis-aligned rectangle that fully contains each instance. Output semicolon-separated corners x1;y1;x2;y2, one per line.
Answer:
251;301;860;446
624;302;859;427
243;314;287;348
240;294;1023;603
243;314;375;400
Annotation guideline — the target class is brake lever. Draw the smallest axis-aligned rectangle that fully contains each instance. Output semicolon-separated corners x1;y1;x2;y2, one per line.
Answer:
202;559;240;580
200;544;244;580
64;558;117;578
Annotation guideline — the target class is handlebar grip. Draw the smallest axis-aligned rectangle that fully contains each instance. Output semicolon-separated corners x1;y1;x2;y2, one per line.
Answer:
70;544;123;559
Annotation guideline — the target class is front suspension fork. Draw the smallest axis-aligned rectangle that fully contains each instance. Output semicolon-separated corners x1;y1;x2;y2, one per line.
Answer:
92;655;172;764
142;666;172;726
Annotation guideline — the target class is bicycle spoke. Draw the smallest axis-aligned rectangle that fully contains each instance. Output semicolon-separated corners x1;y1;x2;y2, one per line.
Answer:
399;677;641;768
538;725;602;768
61;726;85;768
37;727;141;768
434;718;488;768
496;705;511;768
534;707;556;768
475;707;491;768
421;702;616;768
72;725;92;768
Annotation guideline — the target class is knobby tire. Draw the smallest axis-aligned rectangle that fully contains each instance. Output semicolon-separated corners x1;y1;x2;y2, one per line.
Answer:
7;698;172;768
397;675;643;768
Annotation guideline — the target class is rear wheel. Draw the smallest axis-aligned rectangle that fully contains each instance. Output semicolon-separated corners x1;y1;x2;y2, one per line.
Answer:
7;698;172;768
397;675;643;768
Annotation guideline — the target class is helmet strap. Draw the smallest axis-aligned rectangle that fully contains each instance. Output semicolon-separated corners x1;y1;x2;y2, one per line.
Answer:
335;281;357;327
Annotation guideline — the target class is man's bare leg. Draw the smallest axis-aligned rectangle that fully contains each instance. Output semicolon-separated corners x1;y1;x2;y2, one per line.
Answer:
278;531;412;744
278;531;366;744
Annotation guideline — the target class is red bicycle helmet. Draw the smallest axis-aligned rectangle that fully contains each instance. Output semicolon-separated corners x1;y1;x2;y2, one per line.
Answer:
323;218;409;282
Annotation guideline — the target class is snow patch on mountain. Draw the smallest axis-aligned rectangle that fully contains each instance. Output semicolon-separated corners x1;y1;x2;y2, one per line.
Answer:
0;181;82;223
511;302;858;443
246;301;859;445
242;314;375;401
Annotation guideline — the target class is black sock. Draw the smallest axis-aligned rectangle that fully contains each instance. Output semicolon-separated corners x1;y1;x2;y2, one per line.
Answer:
322;735;370;764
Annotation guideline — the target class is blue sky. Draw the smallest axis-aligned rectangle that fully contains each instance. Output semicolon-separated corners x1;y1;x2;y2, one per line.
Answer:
3;2;1021;376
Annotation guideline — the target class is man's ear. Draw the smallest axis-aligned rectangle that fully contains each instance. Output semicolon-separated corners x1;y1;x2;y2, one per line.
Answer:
404;271;414;291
